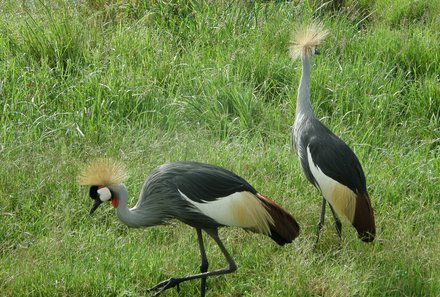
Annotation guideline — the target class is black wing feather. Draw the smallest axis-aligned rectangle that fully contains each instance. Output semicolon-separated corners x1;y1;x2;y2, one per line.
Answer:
160;161;257;203
297;118;366;193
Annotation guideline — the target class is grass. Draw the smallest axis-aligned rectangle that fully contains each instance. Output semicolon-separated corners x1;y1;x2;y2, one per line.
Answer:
1;0;439;296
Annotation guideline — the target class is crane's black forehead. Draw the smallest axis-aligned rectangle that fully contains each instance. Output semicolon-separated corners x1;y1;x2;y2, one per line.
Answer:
89;185;99;200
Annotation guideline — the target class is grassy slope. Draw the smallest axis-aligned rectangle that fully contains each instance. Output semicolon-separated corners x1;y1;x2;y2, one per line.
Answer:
1;0;439;296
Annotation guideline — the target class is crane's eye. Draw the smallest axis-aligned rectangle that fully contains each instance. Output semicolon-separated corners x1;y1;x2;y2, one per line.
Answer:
97;187;112;202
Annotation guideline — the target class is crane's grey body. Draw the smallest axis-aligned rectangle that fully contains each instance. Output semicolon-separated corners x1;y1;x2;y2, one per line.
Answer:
117;161;257;229
294;114;367;194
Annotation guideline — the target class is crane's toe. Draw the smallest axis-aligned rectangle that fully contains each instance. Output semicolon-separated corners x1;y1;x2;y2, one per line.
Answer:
146;277;181;297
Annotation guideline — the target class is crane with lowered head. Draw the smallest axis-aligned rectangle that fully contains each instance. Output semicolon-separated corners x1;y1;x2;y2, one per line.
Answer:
289;23;375;245
78;158;299;296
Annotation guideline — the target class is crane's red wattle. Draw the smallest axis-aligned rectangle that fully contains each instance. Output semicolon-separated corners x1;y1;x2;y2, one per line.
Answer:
112;198;119;208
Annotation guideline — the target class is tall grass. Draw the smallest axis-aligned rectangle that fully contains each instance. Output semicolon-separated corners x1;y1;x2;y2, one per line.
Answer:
1;0;439;296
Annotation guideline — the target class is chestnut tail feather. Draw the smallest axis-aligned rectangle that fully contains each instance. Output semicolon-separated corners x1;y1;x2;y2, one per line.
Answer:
353;191;375;242
256;193;300;245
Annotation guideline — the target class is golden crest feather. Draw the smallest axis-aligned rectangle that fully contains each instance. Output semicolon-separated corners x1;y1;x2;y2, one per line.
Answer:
78;158;128;186
289;23;328;59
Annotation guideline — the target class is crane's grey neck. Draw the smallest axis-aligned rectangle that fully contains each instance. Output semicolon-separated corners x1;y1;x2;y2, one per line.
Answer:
296;56;315;119
113;184;161;228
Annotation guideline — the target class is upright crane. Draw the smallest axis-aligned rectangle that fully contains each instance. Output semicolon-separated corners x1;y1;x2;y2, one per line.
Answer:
79;159;299;296
289;24;375;244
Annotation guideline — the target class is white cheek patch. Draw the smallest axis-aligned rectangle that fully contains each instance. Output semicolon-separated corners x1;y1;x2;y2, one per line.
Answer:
98;187;112;202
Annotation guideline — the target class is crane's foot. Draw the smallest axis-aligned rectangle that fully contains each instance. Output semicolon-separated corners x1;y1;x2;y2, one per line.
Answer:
146;278;181;297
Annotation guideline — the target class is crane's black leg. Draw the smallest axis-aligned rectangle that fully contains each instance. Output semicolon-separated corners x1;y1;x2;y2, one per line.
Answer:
196;228;208;297
328;203;342;240
146;228;237;297
205;228;237;272
314;196;326;248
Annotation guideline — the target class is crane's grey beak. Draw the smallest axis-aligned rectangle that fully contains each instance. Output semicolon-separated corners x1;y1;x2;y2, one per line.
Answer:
90;199;103;214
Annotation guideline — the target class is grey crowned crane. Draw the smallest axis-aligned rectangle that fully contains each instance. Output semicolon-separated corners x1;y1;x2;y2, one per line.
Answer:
289;24;375;244
78;159;299;297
